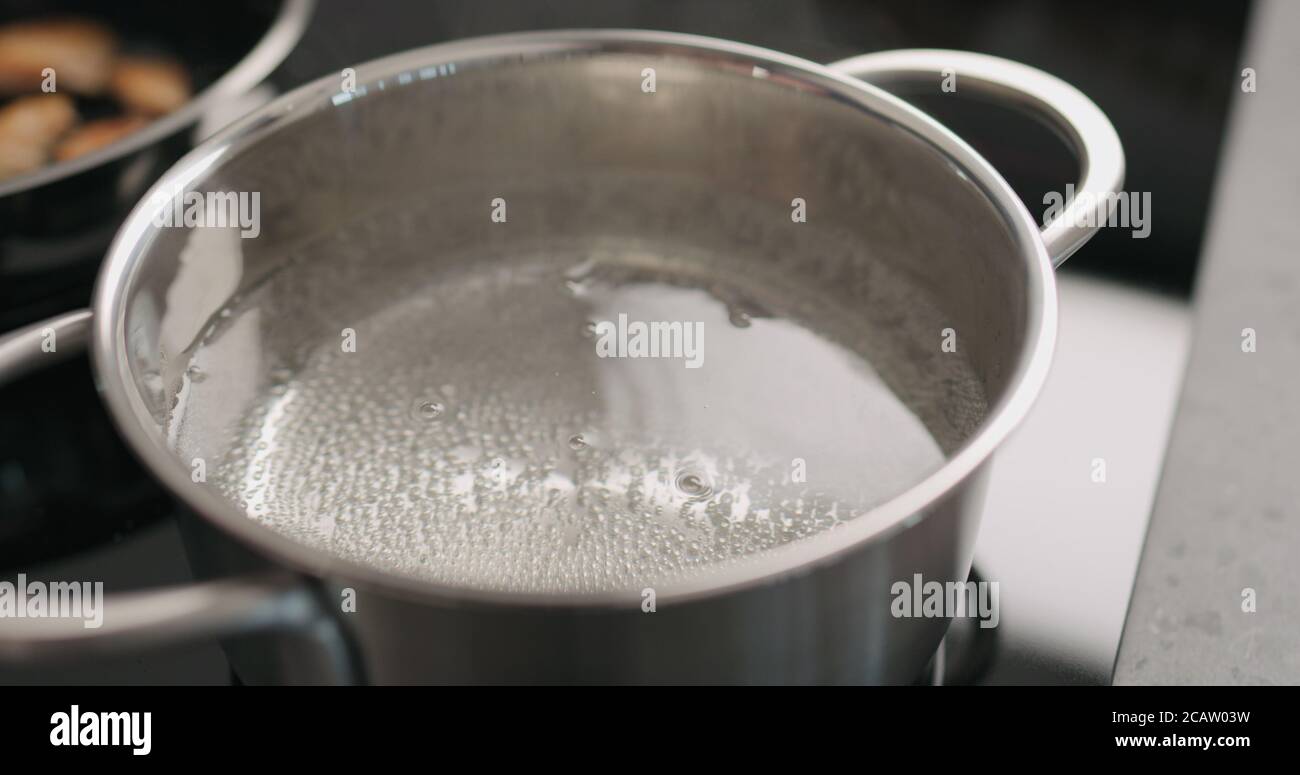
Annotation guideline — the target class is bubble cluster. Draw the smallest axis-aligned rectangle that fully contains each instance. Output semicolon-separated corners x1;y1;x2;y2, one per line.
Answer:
171;230;975;595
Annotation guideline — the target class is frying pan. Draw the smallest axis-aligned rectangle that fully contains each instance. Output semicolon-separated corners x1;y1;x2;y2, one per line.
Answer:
0;0;313;326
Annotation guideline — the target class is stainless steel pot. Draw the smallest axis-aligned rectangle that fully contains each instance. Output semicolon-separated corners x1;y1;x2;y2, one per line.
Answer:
0;31;1122;684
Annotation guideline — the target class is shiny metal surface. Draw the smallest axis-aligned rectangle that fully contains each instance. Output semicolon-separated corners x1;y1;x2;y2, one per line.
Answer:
97;30;1059;607
0;309;91;384
0;571;305;660
831;49;1126;266
0;31;1123;682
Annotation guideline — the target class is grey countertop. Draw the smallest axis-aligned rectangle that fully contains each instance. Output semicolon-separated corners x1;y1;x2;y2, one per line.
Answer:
1114;0;1300;685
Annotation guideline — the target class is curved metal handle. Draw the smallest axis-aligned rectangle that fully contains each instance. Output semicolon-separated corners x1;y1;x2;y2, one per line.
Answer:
0;312;361;681
830;49;1125;267
0;572;308;660
0;309;94;386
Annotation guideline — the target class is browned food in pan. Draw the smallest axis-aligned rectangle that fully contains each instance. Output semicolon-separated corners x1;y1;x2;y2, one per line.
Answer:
110;56;191;116
0;93;77;178
52;115;151;162
0;18;118;95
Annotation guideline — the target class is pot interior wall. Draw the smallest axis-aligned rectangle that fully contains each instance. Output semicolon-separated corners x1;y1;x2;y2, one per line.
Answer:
112;44;1031;592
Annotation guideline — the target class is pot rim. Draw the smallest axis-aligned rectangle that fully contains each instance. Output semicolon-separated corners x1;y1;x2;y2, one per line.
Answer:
91;29;1057;609
0;0;315;199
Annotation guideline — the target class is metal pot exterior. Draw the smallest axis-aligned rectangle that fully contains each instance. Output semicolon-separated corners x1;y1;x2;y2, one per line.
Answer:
183;462;989;684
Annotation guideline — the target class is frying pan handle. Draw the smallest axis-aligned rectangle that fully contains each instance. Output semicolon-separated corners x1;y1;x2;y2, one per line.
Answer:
0;309;94;385
0;312;362;683
829;49;1125;268
0;568;363;683
0;571;305;659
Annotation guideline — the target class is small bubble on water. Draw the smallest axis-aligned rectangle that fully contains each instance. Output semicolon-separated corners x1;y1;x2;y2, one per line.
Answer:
568;433;588;450
728;307;752;328
414;400;444;421
674;469;713;500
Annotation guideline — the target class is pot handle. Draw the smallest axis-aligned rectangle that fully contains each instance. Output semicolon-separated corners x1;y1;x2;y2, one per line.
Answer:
0;570;314;660
829;49;1125;267
0;313;360;682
